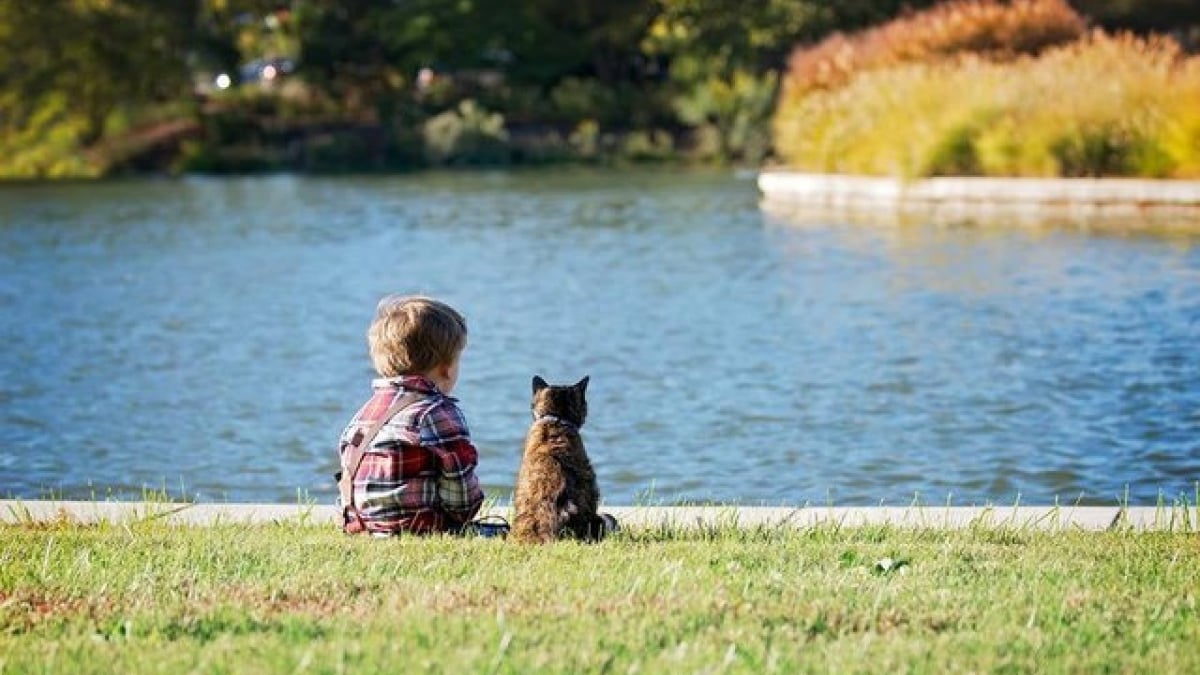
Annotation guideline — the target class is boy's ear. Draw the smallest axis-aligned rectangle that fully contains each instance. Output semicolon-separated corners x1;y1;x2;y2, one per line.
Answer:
575;375;589;393
532;375;549;393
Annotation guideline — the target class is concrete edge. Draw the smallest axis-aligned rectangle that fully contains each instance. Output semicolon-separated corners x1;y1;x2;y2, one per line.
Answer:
2;501;1193;532
756;170;1200;230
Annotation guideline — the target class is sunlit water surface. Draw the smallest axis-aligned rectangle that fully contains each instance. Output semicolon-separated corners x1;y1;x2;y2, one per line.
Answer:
1;171;1197;506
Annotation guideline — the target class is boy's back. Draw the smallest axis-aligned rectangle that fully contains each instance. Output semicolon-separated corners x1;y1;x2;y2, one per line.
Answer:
337;296;483;535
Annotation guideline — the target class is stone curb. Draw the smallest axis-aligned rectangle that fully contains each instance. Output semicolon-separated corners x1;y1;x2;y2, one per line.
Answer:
2;501;1192;532
757;171;1200;231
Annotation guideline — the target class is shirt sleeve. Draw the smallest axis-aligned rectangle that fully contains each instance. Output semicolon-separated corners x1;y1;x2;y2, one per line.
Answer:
418;400;485;523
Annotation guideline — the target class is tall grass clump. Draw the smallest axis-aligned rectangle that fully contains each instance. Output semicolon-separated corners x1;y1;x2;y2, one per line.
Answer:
774;29;1200;178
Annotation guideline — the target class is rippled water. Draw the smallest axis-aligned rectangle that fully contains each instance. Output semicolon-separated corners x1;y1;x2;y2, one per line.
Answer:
1;170;1197;506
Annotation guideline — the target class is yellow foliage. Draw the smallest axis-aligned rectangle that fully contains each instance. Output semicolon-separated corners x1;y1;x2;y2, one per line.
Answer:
0;93;101;179
773;31;1200;179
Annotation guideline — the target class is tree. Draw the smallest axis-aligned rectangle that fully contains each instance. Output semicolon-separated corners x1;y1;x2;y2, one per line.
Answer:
293;0;478;116
1070;0;1200;35
1;0;201;144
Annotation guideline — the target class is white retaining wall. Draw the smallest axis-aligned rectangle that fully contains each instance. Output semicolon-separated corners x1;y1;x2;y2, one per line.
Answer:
757;171;1200;231
1;500;1191;532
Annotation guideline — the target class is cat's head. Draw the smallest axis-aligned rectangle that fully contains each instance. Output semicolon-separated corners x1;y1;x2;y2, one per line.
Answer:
531;375;589;428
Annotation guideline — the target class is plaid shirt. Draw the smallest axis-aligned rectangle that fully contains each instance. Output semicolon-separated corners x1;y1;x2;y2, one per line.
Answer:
338;375;484;534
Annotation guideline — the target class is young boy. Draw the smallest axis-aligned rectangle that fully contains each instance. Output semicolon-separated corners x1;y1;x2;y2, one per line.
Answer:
336;295;484;535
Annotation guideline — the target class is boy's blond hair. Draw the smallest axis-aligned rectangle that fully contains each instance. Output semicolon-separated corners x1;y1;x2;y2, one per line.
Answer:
368;295;467;378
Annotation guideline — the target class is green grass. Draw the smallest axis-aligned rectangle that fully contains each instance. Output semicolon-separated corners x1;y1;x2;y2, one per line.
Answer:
1;521;1197;674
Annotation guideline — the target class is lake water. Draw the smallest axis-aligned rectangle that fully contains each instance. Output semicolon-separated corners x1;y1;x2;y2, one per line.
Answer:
1;170;1197;507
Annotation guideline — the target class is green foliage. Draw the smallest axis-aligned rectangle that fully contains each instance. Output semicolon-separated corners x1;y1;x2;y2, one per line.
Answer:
508;132;574;165
645;1;939;164
0;0;208;177
488;78;664;130
619;129;677;162
422;100;512;166
485;0;659;87
925;121;988;176
0;93;98;179
1048;124;1142;177
0;1;198;141
569;120;605;161
645;0;942;75
4;0;1196;177
293;0;460;113
1160;100;1200;177
175;141;284;174
673;69;778;164
1069;0;1200;33
549;78;621;125
302;132;373;173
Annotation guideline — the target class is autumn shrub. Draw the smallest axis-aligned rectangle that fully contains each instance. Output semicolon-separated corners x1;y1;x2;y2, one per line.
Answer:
773;31;1200;178
780;0;1086;103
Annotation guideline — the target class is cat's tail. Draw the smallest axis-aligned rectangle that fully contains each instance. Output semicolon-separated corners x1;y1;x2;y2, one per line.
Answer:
566;512;620;542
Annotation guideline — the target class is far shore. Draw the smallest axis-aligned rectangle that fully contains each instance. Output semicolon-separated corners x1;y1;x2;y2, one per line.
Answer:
758;170;1200;232
2;499;1194;532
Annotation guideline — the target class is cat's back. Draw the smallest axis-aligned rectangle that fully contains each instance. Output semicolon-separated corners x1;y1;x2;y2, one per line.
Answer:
523;421;577;451
525;421;590;465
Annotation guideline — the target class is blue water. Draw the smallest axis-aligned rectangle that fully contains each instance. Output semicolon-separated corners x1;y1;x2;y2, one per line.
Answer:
1;170;1197;506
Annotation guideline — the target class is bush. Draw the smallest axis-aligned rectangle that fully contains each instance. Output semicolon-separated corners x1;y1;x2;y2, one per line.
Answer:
174;140;284;173
781;0;1086;101
421;100;511;166
569;120;603;161
549;78;621;126
509;130;575;165
773;31;1200;178
673;70;778;164
0;93;101;179
618;129;676;162
303;131;372;172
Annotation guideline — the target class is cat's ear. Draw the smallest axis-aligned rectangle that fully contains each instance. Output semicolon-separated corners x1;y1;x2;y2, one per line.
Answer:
532;375;549;393
575;375;589;393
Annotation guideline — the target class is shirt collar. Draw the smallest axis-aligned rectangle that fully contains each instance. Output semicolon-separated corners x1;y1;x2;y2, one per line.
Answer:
372;374;445;397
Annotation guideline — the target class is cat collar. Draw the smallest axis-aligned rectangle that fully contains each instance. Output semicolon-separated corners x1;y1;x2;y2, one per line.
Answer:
534;414;578;431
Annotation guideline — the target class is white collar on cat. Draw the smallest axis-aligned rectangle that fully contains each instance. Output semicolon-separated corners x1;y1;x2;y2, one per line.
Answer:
534;414;579;430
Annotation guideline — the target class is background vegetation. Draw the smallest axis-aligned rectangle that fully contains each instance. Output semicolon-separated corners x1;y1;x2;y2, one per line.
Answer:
773;0;1200;178
0;0;1197;178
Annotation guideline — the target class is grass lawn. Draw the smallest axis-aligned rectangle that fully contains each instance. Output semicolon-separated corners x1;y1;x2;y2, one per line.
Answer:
1;519;1197;674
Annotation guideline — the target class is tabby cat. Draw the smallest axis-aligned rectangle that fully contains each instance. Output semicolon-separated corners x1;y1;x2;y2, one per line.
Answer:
512;375;610;543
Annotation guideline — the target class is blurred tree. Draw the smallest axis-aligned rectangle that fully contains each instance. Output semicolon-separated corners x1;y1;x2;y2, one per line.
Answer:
195;0;298;76
640;0;937;161
483;0;658;86
19;0;1191;175
0;0;200;144
644;0;940;75
293;0;658;116
1069;0;1200;34
293;0;473;116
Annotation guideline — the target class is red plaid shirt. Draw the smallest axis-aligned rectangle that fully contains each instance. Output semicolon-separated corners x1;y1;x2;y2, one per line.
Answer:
338;375;484;534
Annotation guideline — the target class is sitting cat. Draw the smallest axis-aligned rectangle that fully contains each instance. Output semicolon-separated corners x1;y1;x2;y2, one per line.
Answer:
512;375;615;543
